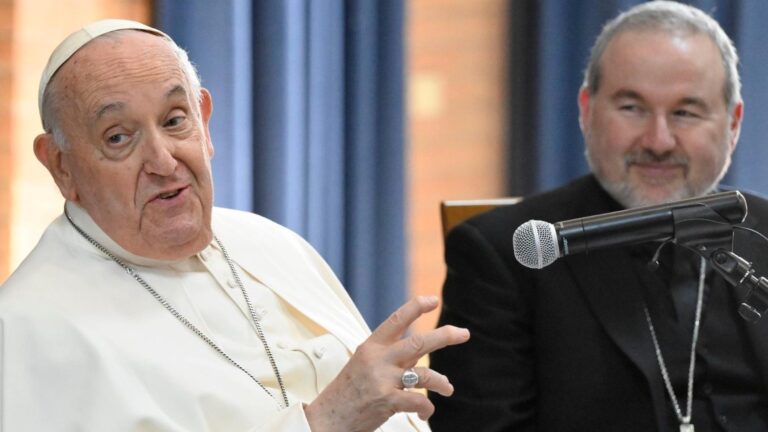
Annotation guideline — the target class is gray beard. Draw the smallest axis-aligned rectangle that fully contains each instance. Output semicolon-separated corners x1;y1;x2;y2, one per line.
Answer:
584;144;731;209
593;174;705;209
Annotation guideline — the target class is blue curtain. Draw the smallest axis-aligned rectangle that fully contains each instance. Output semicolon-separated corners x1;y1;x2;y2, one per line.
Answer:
155;0;406;327
526;0;768;196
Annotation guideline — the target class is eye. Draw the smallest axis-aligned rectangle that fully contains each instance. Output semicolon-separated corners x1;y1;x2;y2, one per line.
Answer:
107;133;129;146
673;109;699;118
164;115;186;128
619;104;640;112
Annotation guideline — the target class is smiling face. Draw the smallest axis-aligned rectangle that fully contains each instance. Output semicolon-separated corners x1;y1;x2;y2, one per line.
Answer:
35;30;215;260
579;30;743;208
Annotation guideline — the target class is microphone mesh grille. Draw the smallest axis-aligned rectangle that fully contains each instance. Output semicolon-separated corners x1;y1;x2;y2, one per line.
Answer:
513;220;559;269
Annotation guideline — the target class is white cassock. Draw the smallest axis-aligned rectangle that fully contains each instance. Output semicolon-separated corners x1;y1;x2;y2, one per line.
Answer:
0;202;428;431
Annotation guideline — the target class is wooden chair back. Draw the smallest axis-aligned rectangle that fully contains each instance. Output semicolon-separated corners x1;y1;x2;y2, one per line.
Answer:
440;197;522;239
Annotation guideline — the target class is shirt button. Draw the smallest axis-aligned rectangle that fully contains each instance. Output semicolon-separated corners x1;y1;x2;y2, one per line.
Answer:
313;345;326;359
719;415;728;424
227;279;237;288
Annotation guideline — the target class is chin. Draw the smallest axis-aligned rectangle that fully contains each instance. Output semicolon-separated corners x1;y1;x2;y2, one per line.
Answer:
637;192;686;207
598;177;697;209
146;225;212;259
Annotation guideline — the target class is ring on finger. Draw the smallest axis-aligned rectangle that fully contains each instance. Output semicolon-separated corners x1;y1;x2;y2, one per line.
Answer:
401;368;419;389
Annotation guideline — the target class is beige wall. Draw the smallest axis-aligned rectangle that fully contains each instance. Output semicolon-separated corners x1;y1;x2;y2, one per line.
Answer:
4;0;150;280
0;1;11;279
407;0;509;333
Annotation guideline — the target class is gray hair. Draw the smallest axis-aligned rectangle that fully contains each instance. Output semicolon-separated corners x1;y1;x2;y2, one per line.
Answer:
40;30;202;150
583;0;741;110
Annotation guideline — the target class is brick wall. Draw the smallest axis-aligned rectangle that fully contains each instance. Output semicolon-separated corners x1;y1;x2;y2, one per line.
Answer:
407;0;509;332
3;0;150;280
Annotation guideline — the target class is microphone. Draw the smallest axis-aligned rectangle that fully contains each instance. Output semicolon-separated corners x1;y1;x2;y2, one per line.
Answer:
513;190;747;269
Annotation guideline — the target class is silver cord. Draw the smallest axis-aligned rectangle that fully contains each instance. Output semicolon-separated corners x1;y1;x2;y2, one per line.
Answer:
644;255;706;428
64;206;289;410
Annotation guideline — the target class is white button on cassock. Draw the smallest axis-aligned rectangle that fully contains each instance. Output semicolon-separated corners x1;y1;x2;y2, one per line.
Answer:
313;345;326;359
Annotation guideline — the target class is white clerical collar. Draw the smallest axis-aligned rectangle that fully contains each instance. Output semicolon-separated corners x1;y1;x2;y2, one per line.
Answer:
64;200;202;269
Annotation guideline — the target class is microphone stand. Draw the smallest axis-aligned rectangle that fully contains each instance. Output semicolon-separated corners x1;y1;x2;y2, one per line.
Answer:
707;250;768;323
670;205;768;323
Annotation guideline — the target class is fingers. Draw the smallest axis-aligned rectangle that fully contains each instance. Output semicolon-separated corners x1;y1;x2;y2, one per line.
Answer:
369;296;441;344
325;295;467;427
389;388;436;421
389;368;452;421
388;324;470;365
403;367;454;397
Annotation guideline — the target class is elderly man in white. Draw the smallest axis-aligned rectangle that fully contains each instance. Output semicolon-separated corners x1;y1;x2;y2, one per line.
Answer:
0;19;469;431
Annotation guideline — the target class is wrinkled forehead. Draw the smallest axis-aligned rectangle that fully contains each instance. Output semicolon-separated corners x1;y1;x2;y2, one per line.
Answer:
62;34;192;128
38;19;171;126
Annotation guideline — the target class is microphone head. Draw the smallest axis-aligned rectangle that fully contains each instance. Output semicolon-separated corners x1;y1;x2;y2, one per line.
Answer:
513;220;560;269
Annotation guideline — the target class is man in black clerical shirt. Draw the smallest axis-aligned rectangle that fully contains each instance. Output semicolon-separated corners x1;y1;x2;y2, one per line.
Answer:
429;2;768;431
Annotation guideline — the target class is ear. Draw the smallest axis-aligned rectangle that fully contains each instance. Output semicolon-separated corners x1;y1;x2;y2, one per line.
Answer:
577;86;592;133
34;133;78;201
199;88;214;159
727;101;744;152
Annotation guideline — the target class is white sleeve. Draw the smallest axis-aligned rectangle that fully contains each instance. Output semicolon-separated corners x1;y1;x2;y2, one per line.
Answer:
248;404;432;432
247;404;312;431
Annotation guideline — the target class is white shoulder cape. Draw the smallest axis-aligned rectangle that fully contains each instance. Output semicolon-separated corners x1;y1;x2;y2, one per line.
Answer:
0;207;427;431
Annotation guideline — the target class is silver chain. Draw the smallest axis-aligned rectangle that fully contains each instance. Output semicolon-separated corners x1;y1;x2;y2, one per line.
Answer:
64;207;290;410
644;255;706;429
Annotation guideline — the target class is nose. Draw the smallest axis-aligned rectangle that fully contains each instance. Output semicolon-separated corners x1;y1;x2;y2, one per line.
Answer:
142;130;177;176
641;114;676;154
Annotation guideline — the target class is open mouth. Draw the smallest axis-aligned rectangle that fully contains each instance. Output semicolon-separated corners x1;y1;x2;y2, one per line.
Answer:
154;187;184;201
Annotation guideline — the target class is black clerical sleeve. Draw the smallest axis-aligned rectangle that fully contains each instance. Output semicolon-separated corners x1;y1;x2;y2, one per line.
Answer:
429;218;536;432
